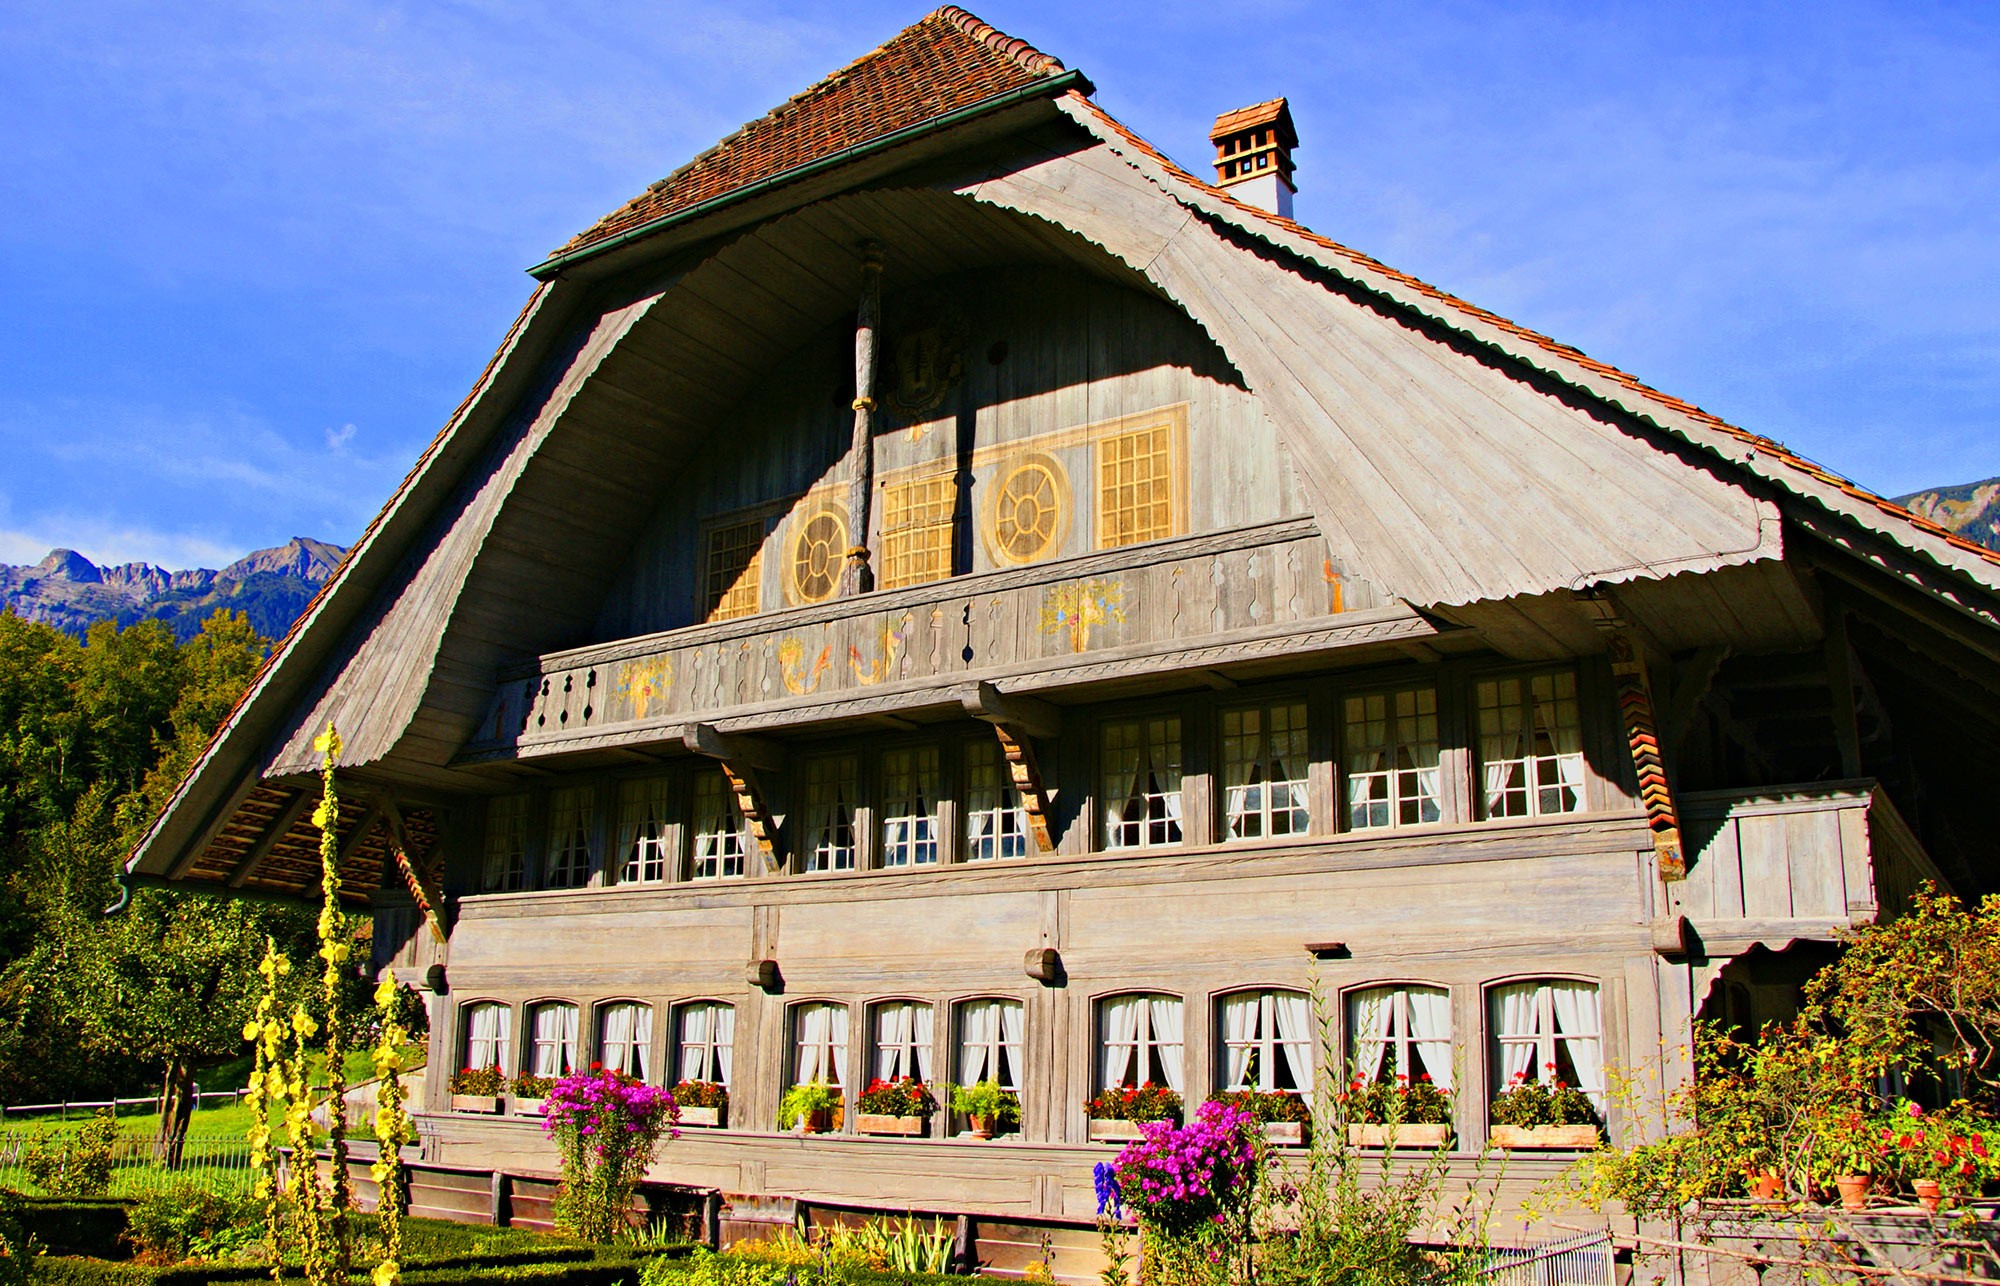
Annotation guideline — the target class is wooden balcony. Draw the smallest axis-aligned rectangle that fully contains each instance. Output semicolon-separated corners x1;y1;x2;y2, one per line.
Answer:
458;518;1439;764
1667;780;1943;954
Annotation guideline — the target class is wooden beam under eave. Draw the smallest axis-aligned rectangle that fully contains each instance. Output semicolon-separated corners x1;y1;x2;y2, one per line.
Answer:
381;799;448;945
334;796;385;870
226;790;316;889
990;723;1056;855
166;776;262;880
683;724;783;867
961;681;1060;740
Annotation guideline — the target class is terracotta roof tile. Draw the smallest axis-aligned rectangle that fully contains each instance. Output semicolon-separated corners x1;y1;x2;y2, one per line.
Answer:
1068;91;2000;575
1210;98;1292;141
555;7;1065;258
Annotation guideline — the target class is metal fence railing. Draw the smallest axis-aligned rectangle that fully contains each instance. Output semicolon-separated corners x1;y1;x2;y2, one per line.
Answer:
0;1090;248;1120
0;1130;255;1198
1482;1230;1616;1286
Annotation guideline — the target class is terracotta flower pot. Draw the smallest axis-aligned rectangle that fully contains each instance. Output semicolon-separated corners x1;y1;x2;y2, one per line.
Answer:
1746;1171;1782;1202
968;1114;995;1140
799;1108;833;1135
1913;1178;1943;1213
1836;1173;1872;1211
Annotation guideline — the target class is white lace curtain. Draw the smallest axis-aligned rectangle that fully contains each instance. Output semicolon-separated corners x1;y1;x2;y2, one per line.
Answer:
1272;990;1312;1091
1492;981;1602;1101
1149;995;1185;1092
1406;987;1453;1091
679;1003;734;1083
465;1003;510;1070
1350;989;1397;1081
1220;994;1258;1088
529;1003;578;1077
958;999;1023;1089
1549;982;1604;1100
599;1002;652;1080
873;1002;934;1080
795;1002;850;1086
1220;991;1313;1093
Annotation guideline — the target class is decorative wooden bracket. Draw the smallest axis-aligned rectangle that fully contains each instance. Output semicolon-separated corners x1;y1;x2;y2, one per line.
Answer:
684;724;784;863
382;799;448;945
962;682;1058;854
1606;630;1686;880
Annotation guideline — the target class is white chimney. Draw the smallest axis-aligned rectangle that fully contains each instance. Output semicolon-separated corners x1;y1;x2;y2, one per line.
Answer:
1209;98;1297;220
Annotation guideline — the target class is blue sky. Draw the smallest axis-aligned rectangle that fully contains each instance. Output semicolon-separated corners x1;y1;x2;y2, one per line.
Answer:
1;0;1995;569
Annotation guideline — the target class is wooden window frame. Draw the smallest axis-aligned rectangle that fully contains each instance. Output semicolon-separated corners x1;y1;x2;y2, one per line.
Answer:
796;754;862;873
688;768;749;880
1473;668;1586;821
963;736;1031;862
1215;987;1314;1096
700;514;767;623
1339;682;1445;833
480;794;531;892
674;1000;734;1087
523;1000;579;1079
613;776;674;886
878;745;941;868
594;999;655;1082
1094;416;1186;550
1098;713;1187;851
1219;699;1313;842
1096;991;1185;1092
878;470;956;589
460;1000;512;1074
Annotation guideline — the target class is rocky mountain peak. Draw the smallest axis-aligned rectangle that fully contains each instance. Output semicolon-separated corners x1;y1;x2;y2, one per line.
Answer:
29;549;102;584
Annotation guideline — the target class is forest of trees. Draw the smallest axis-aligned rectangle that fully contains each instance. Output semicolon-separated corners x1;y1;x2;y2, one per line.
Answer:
0;607;328;1109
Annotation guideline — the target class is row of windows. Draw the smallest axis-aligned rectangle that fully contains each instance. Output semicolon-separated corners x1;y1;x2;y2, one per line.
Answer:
456;978;1605;1119
701;422;1183;622
477;670;1589;892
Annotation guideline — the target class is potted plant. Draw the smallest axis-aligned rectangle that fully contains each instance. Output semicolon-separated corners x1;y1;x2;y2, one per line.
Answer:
950;1079;1020;1139
1819;1109;1880;1211
1214;1088;1314;1146
448;1066;505;1113
511;1073;554;1116
673;1079;729;1128
1086;1083;1181;1142
778;1080;842;1134
855;1077;934;1135
1341;1073;1452;1149
1879;1100;1996;1213
1488;1072;1600;1149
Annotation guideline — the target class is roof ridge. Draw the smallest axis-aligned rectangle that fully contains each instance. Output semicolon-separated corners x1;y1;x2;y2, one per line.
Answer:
1065;92;2000;576
932;5;1065;75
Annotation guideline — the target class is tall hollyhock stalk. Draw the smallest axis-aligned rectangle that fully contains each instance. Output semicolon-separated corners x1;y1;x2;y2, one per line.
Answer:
369;977;412;1286
242;941;292;1274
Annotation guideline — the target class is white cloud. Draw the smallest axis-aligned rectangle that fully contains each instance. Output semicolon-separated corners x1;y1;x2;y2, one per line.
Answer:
326;422;358;451
0;522;242;572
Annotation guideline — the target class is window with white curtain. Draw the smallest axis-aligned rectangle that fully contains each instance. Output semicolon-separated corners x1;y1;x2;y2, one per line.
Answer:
1346;985;1453;1089
616;777;671;884
525;1001;579;1078
676;1002;734;1085
879;748;940;867
956;998;1024;1090
1489;980;1603;1106
1217;990;1313;1094
871;1001;934;1081
800;757;859;872
1098;993;1184;1091
1477;673;1584;818
481;795;530;892
690;771;747;880
1344;688;1442;830
596;1002;653;1081
545;786;597;888
792;1001;850;1087
462;1002;511;1071
965;739;1030;861
1222;704;1311;840
1102;718;1183;849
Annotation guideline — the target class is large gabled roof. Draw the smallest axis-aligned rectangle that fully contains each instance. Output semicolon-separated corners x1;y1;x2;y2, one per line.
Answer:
552;6;1069;261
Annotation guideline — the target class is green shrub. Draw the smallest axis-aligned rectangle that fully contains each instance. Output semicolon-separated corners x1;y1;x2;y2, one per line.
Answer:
121;1183;253;1264
23;1109;120;1198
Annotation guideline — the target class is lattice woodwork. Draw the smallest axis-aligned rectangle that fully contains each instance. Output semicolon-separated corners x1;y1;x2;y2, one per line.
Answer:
879;473;954;589
790;508;847;604
1097;424;1177;548
703;518;764;621
991;455;1068;565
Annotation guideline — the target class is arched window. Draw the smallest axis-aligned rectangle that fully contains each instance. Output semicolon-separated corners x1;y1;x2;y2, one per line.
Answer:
792;1001;849;1088
525;1002;578;1078
596;1002;653;1081
676;1002;734;1085
956;998;1023;1090
1217;990;1312;1094
1347;985;1453;1089
461;1001;510;1072
871;1001;934;1081
1489;980;1602;1104
1098;993;1183;1092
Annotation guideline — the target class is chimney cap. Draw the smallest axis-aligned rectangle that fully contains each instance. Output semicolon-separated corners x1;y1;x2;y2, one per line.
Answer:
1209;98;1298;150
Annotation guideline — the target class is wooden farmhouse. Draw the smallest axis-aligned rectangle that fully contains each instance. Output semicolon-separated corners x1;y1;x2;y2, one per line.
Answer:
127;4;2000;1264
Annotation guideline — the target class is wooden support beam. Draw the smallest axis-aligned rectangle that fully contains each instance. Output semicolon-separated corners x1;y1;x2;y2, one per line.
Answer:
719;763;781;865
168;776;261;879
334;796;386;871
226;790;315;889
382;799;448;946
1824;608;1864;778
990;724;1056;856
960;681;1060;740
1601;624;1687;881
683;724;786;773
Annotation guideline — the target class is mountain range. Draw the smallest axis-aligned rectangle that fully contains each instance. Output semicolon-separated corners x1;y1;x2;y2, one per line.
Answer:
1;537;346;641
1896;477;2000;554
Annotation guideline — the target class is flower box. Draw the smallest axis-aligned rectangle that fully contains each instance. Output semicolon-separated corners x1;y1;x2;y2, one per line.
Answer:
1089;1119;1152;1143
1262;1121;1310;1147
1490;1124;1599;1149
512;1097;546;1117
450;1094;502;1114
1347;1123;1451;1149
855;1112;927;1137
679;1105;725;1128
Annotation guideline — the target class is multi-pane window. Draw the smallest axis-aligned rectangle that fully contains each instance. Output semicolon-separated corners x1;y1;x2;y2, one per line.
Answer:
1491;980;1603;1108
690;771;747;880
677;1002;734;1086
616;777;671;885
1217;990;1312;1094
880;473;955;589
957;999;1024;1091
1099;993;1185;1092
462;1001;511;1073
1102;717;1183;849
872;1001;934;1081
481;795;530;892
1222;703;1311;840
1477;672;1584;818
596;1002;653;1081
1097;424;1177;548
703;518;764;622
790;509;846;604
525;1002;579;1078
792;1001;850;1087
964;739;1030;861
545;786;596;889
1345;687;1443;830
799;756;859;872
879;747;939;868
1348;985;1454;1089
